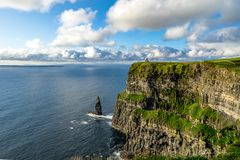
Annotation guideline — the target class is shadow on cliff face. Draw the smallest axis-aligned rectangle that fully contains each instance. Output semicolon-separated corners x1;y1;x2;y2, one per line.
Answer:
109;128;126;151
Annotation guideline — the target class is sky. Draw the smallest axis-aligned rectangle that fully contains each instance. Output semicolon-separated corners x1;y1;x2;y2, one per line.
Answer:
0;0;240;62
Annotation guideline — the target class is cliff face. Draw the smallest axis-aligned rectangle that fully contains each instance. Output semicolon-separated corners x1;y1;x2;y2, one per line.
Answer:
112;58;240;159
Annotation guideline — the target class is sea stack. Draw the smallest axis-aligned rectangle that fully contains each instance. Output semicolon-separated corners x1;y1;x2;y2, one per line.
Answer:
95;96;102;115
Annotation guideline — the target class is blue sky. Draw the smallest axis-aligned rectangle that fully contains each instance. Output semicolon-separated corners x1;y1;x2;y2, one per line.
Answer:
0;0;184;49
0;0;112;48
0;0;239;61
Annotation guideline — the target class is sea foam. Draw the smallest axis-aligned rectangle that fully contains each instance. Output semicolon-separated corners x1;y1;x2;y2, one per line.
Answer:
86;113;113;120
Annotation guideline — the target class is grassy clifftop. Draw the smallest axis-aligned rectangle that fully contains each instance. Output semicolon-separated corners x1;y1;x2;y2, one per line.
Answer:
128;57;240;79
205;57;240;71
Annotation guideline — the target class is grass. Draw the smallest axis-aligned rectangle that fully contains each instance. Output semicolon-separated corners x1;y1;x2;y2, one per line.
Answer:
205;57;240;72
128;62;197;80
129;57;240;80
133;108;239;147
134;108;212;136
130;93;240;157
118;91;147;103
213;141;240;160
181;102;221;122
134;108;191;132
180;101;237;130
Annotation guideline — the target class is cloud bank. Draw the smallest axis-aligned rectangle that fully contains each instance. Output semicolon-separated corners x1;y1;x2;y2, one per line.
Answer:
0;43;186;61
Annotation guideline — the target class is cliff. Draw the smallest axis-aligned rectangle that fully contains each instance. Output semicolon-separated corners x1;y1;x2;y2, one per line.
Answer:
112;58;240;159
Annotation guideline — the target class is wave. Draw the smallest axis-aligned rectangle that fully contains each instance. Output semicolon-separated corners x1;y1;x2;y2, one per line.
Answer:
70;120;77;124
86;113;113;120
70;120;89;125
80;120;89;125
109;151;123;160
107;121;112;126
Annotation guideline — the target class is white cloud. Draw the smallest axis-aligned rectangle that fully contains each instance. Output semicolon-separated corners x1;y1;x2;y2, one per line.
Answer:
2;25;240;61
218;0;240;23
107;0;221;31
187;22;208;42
187;27;240;58
165;23;189;40
0;46;70;61
51;24;115;47
26;38;43;49
83;47;101;58
0;44;185;61
60;8;97;27
187;42;240;58
51;8;115;47
200;27;240;43
0;48;29;60
107;0;240;32
130;45;182;59
0;0;76;12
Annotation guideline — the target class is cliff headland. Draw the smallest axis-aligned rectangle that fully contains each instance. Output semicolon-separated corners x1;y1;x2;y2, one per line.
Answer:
112;58;240;159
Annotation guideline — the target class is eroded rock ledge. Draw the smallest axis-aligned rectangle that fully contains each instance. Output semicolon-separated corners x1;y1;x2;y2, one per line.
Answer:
112;58;240;159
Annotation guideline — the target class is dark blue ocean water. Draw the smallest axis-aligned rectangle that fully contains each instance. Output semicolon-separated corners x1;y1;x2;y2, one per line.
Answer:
0;64;130;160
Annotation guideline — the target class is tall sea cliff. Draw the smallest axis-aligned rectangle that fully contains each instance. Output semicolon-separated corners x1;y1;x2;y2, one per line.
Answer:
112;58;240;159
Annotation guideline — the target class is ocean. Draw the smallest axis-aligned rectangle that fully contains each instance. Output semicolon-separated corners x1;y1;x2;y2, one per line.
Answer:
0;64;130;160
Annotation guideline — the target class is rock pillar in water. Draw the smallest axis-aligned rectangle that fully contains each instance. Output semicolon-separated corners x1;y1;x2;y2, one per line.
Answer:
95;96;102;115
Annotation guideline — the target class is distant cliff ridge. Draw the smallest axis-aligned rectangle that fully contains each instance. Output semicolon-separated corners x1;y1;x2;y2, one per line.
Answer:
112;58;240;159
